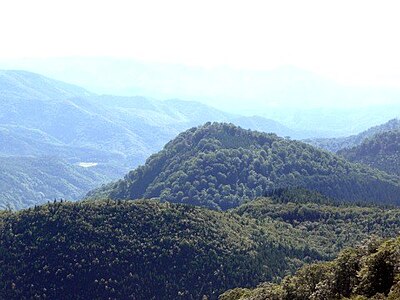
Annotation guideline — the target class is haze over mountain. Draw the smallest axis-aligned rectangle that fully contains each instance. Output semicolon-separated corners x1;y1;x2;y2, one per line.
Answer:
0;69;308;209
0;69;305;159
306;118;400;152
2;58;400;136
0;156;110;210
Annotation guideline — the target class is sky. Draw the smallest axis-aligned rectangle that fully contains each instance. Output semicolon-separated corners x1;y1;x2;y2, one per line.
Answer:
0;0;399;135
1;0;400;88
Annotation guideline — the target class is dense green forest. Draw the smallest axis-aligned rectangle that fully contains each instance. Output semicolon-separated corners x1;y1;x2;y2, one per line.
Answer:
338;130;400;176
305;118;400;152
220;235;400;299
89;123;400;209
3;190;400;299
0;199;323;300
234;189;400;258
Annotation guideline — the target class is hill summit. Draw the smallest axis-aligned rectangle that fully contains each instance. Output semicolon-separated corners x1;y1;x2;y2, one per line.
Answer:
89;123;400;209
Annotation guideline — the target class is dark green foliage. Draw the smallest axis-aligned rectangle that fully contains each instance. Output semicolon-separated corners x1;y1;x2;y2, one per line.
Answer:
234;190;400;258
338;130;400;176
3;191;400;299
0;199;322;300
220;236;400;300
264;188;339;205
89;123;400;209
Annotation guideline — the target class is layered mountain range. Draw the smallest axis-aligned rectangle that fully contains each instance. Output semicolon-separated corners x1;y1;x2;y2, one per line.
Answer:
0;70;302;209
1;69;400;299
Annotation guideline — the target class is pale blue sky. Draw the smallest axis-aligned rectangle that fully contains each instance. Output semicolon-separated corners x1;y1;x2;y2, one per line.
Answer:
1;0;400;88
1;0;400;128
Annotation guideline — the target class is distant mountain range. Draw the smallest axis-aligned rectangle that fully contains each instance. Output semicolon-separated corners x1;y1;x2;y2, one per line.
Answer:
305;118;400;152
0;69;310;209
0;156;111;209
1;69;399;209
1;58;399;136
0;69;307;159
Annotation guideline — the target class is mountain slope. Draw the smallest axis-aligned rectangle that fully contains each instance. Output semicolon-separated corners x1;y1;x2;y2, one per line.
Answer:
0;199;322;300
0;69;92;100
3;191;400;299
0;70;314;209
0;124;126;163
88;122;400;209
338;130;400;176
0;156;113;210
233;189;400;258
220;235;400;300
0;92;149;159
306;118;400;152
0;70;300;161
4;58;400;136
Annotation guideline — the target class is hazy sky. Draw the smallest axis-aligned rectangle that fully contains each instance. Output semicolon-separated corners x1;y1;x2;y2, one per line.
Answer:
1;0;400;88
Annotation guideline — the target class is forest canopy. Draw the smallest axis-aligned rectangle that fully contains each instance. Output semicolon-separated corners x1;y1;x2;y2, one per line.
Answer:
88;123;400;209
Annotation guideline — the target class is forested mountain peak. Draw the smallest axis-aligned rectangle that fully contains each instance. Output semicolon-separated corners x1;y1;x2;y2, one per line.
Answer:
0;70;311;210
88;122;400;209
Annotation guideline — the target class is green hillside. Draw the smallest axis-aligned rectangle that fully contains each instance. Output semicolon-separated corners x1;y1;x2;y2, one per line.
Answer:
0;199;322;300
233;189;400;258
3;190;400;299
89;123;400;209
220;235;400;300
338;130;400;176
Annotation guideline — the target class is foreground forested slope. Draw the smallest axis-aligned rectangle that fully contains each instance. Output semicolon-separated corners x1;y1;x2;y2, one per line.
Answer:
220;235;400;300
2;190;400;299
0;199;321;300
234;189;400;258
